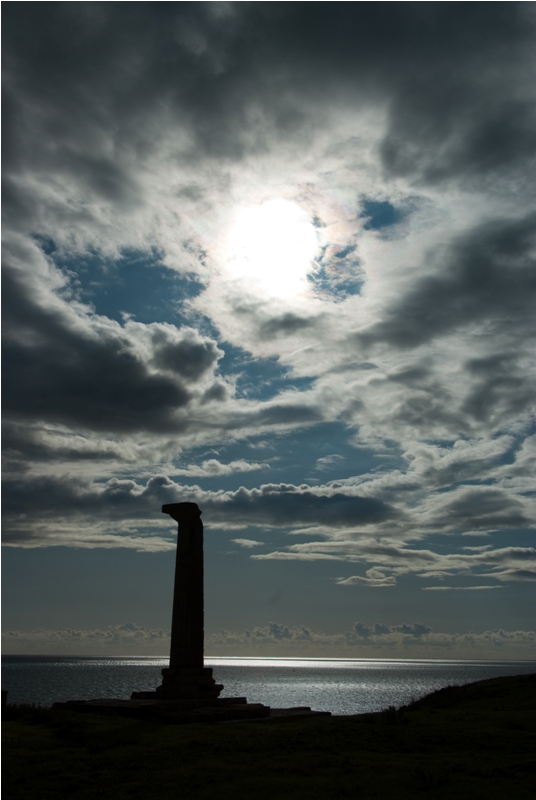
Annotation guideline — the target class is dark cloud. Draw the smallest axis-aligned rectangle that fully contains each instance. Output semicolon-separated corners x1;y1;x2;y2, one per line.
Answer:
387;365;432;385
393;623;433;638
205;484;393;528
1;472;395;546
381;97;536;186
353;621;432;639
150;327;220;380
353;622;372;639
461;354;535;424
247;404;322;428
2;288;187;433
360;213;536;350
384;380;468;438
435;487;531;532
1;422;127;465
200;381;230;404
260;313;317;338
1;242;224;435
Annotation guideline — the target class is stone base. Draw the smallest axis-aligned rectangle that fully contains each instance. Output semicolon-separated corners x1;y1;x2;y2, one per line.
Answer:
131;666;223;701
52;697;270;723
51;697;330;724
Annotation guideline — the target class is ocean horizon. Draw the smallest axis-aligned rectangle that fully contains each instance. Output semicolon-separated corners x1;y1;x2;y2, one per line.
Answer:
3;655;535;715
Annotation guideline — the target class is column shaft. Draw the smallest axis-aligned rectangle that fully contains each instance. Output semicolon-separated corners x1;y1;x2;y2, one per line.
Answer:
132;502;222;701
169;509;204;668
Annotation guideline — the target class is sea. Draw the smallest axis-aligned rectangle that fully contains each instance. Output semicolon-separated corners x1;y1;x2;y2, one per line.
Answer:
3;656;536;715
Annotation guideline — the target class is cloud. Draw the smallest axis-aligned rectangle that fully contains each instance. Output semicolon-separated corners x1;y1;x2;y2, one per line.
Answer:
350;622;432;639
174;459;268;478
1;474;396;548
260;313;318;338
1;623;170;656
3;455;533;583
214;484;393;528
256;537;536;589
358;214;536;350
336;569;396;588
2;236;224;435
423;586;504;591
231;539;264;549
315;454;346;471
420;486;533;533
4;618;535;659
207;621;536;659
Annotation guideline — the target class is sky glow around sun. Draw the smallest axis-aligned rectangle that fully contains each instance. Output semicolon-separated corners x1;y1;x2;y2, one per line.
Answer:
224;199;319;299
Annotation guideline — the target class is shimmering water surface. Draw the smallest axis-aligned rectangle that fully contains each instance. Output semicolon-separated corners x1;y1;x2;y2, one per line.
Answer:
2;656;535;714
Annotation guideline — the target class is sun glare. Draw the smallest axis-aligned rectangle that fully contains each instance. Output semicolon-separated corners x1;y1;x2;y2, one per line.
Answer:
224;199;319;299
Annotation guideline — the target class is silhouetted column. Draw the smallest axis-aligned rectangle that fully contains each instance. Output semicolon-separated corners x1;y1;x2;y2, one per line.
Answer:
164;502;204;668
155;502;222;700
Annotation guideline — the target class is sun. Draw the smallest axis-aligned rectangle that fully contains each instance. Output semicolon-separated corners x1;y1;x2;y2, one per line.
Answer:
224;199;319;299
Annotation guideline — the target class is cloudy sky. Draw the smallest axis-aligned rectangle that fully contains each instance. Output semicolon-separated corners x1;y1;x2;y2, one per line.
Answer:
3;3;536;659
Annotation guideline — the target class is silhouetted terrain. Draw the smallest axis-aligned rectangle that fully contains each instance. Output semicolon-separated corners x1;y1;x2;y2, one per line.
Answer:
3;673;535;799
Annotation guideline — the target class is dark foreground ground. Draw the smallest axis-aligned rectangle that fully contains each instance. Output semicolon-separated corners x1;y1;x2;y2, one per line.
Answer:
3;673;535;799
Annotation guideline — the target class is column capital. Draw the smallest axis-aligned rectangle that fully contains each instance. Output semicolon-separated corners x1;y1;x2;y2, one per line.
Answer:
162;502;202;523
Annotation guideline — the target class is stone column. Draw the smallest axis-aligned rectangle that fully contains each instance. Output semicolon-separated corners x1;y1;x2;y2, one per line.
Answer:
156;502;222;700
165;502;204;668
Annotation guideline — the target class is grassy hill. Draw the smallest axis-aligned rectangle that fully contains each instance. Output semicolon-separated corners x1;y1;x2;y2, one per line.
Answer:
3;672;535;799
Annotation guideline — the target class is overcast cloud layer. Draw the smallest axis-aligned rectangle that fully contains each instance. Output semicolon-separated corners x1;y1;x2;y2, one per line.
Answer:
2;4;535;653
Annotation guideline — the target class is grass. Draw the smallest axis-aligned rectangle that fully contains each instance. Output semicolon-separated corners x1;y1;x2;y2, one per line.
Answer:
3;673;535;799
